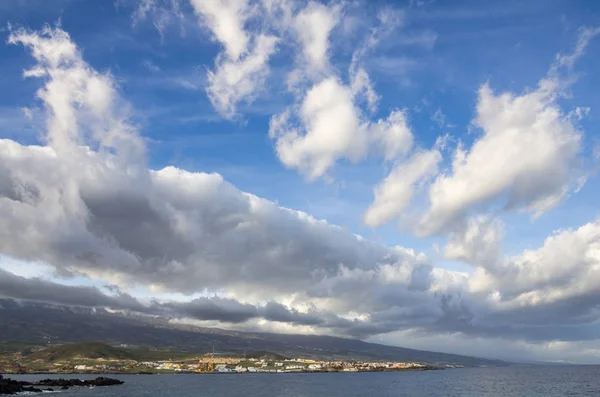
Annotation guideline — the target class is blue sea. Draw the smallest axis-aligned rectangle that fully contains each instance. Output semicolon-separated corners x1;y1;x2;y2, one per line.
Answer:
10;366;600;396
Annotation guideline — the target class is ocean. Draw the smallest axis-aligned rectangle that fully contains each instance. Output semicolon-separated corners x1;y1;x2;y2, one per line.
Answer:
9;365;600;396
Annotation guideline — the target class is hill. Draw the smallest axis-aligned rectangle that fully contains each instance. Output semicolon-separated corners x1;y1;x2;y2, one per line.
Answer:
25;342;287;363
0;299;505;366
29;342;134;361
244;350;288;361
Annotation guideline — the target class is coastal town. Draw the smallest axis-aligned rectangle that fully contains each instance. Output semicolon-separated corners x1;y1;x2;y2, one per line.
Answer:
1;355;443;374
0;343;456;375
137;356;438;373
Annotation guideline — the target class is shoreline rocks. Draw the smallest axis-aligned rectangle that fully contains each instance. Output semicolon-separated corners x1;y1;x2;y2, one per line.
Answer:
0;374;124;394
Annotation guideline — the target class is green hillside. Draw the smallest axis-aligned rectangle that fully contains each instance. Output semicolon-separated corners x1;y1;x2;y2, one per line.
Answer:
27;342;201;362
29;342;134;362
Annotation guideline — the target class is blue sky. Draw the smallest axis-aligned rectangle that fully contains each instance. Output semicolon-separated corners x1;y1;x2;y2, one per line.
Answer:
1;0;600;362
4;0;596;251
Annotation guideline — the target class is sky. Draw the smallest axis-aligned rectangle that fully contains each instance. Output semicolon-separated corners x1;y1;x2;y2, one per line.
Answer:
0;0;600;364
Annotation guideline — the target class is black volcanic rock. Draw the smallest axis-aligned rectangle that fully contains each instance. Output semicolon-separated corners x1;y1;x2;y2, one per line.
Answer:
0;375;36;395
35;377;124;387
0;375;123;394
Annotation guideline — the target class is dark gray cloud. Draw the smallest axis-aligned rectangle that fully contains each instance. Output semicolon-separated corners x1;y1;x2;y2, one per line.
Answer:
0;137;441;339
0;269;373;334
157;297;259;324
0;268;147;313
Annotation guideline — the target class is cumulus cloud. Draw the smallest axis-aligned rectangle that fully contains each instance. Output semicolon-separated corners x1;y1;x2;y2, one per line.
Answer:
269;5;412;180
7;25;145;162
269;77;366;179
364;149;441;228
190;0;279;118
407;219;600;346
417;79;582;235
367;27;597;236
470;220;600;301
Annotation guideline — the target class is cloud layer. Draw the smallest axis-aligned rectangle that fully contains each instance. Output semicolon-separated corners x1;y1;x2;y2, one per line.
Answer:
1;2;600;363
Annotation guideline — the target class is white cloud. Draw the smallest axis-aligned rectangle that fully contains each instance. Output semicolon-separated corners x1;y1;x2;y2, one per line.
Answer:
417;78;582;235
469;220;600;301
7;25;145;162
270;81;416;180
371;110;414;161
270;3;409;180
554;26;600;70
364;149;441;228
364;28;597;236
190;0;280;118
269;77;366;180
206;33;278;117
292;1;340;73
191;0;251;60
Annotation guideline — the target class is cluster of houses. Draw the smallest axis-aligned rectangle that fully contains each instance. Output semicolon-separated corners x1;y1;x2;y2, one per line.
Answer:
73;364;124;371
131;357;430;373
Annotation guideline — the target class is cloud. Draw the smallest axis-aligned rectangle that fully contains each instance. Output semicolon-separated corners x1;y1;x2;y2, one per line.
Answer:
142;60;161;72
7;24;145;162
292;1;340;73
0;268;148;313
444;215;504;269
554;26;600;70
130;0;187;39
431;107;445;128
394;30;437;48
411;219;600;346
160;299;327;326
366;28;597;236
364;149;441;228
4;15;600;362
191;0;252;60
269;77;366;179
469;220;600;301
417;78;582;235
0;25;448;339
190;0;280;118
206;33;278;118
0;268;341;330
269;5;411;180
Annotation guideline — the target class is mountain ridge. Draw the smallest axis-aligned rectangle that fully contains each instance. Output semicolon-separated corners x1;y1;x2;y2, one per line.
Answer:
0;299;506;366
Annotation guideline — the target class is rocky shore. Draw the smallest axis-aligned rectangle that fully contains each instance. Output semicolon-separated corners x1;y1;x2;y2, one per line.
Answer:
0;374;124;394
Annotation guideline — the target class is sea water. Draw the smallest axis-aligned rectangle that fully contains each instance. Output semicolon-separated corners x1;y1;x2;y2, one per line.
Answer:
10;365;600;396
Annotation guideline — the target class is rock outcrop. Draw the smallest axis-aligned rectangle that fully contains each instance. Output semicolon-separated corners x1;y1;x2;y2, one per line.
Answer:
0;374;124;394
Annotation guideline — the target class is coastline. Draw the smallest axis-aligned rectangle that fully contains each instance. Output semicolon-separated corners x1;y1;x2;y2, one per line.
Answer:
4;367;445;376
